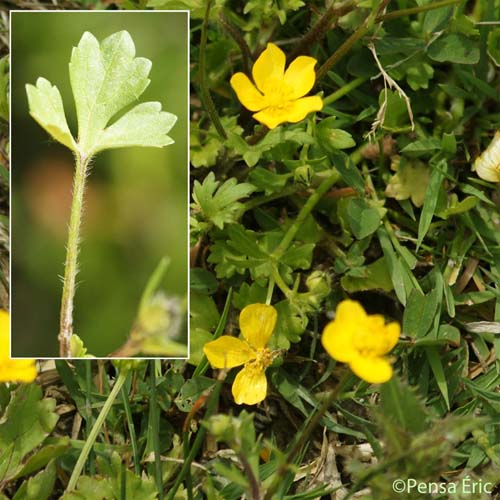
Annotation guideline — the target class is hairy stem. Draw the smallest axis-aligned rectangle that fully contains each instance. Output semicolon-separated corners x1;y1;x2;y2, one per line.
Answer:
289;0;356;60
59;151;90;357
66;369;128;492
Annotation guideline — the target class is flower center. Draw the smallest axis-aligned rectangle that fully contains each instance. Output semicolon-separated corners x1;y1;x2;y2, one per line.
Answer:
352;324;388;358
246;347;273;371
262;79;294;108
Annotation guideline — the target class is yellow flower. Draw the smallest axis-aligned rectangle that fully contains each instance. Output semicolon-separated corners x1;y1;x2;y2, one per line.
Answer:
474;130;500;182
0;311;37;383
203;303;277;405
230;43;323;129
321;300;399;384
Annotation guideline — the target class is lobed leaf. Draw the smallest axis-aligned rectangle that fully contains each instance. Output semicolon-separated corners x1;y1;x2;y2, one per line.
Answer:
27;30;177;156
25;77;76;151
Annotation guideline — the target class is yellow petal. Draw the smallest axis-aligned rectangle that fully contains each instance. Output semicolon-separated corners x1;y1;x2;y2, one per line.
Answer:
0;311;37;383
252;43;286;94
239;303;277;349
232;365;267;405
335;299;367;324
349;355;393;384
230;72;266;112
321;319;357;363
382;321;400;354
0;361;38;383
253;96;322;129
283;55;317;99
203;336;254;369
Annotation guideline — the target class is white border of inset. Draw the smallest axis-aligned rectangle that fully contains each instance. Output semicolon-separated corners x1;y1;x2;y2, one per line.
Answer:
9;9;190;360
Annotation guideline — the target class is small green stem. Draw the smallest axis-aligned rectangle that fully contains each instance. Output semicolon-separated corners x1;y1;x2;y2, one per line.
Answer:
121;375;140;475
264;371;350;500
376;0;462;22
59;152;91;357
265;277;275;305
272;171;341;260
323;76;367;106
271;265;292;298
66;369;128;493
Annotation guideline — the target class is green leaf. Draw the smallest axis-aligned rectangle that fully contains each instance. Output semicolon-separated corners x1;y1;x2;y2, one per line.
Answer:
428;33;480;65
248;167;291;194
403;288;440;338
401;138;441;154
98;452;158;500
425;347;450;410
190;292;220;332
379;89;411;132
281;243;314;270
95;102;176;152
487;28;500;66
189;328;213;366
190;268;218;294
417;159;447;249
61;476;113;500
25;77;76;151
317;118;356;151
377;227;406;305
13;439;70;480
436;194;477;219
341;257;393;293
346;197;381;239
0;385;59;486
28;30;175;158
175;376;215;412
330;151;365;193
192;172;255;230
12;460;56;500
379;376;429;434
70;334;94;358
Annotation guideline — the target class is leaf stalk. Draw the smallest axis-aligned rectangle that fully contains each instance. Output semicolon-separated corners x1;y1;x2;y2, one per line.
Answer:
59;151;91;357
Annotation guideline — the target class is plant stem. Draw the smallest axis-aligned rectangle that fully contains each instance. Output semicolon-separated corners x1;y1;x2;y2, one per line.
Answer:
219;11;252;75
316;0;389;81
289;0;356;60
376;0;462;22
66;369;128;493
59;152;90;357
271;171;341;260
263;371;350;500
198;0;227;140
323;76;367;106
121;375;140;475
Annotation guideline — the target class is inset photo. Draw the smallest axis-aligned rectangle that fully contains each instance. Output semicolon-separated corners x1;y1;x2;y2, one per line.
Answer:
11;11;189;358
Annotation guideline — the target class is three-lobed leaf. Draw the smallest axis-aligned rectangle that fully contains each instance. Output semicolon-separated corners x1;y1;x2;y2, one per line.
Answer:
26;30;177;156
